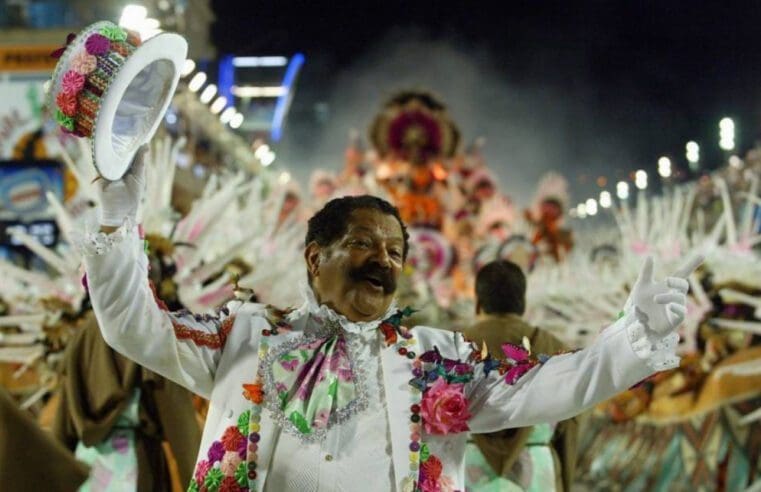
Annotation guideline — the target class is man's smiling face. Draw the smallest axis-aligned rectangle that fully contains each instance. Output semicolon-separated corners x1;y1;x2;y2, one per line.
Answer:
306;207;405;322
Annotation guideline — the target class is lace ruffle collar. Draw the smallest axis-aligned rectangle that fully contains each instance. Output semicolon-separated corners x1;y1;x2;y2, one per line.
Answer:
287;283;398;334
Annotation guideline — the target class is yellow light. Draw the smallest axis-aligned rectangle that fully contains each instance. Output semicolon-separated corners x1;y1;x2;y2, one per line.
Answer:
585;198;598;216
230;113;244;129
599;191;612;208
220;107;237;124
210;96;227;114
181;59;195;77
188;72;207;93
616;181;630;200
199;84;217;104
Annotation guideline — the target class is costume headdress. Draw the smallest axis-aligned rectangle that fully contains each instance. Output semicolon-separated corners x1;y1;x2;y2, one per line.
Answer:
46;21;187;180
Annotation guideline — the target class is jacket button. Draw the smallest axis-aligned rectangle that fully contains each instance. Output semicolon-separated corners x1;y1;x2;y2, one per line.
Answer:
227;409;234;418
324;454;333;462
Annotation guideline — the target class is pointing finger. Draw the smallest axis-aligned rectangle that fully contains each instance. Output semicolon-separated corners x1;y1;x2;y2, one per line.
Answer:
673;255;704;279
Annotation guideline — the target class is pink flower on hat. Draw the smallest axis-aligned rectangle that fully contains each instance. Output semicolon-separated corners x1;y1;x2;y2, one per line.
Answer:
61;70;85;93
70;51;97;74
56;91;78;116
85;33;110;55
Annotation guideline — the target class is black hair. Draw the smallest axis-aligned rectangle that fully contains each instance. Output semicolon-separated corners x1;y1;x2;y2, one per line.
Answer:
475;260;526;315
305;195;410;259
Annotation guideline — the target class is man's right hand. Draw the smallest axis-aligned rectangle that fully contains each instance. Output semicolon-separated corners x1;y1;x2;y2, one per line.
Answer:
98;147;147;231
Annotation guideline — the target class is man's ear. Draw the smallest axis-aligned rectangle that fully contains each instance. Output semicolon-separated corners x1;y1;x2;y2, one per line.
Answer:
305;242;322;280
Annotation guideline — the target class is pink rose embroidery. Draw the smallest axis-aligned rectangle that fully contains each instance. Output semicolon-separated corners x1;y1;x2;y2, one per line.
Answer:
420;377;471;435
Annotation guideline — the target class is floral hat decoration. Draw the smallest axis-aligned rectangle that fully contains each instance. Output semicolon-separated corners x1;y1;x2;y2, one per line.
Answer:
45;21;187;180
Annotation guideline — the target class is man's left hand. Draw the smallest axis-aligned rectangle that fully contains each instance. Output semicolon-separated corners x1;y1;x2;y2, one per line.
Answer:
630;255;704;336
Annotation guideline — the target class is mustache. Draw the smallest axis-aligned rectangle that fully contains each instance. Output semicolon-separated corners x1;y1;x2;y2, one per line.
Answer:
349;263;397;294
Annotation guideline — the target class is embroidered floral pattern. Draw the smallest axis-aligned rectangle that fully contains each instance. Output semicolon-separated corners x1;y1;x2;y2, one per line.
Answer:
419;377;471;435
192;422;252;492
85;33;110;55
242;383;263;404
500;342;541;384
56;90;78;116
70;51;97;74
100;24;128;41
261;320;368;441
402;331;554;489
48;22;138;138
417;452;455;492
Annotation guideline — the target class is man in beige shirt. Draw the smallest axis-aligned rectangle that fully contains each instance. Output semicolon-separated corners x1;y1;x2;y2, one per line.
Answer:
464;260;578;491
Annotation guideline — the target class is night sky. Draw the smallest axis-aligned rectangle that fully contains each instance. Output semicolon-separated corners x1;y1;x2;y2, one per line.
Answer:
211;1;761;204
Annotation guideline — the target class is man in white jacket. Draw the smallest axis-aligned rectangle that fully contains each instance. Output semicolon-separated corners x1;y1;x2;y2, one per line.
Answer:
81;157;700;492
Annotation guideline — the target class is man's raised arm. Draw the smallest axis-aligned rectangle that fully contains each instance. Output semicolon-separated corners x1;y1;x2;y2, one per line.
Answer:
78;150;233;398
465;256;701;432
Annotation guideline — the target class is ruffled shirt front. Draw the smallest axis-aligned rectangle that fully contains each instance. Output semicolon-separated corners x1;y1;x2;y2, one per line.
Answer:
264;288;396;492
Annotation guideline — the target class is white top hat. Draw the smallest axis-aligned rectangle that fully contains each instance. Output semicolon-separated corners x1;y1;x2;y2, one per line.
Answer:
47;21;187;180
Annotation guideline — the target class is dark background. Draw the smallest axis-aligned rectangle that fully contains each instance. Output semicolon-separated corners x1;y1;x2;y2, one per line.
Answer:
211;1;761;204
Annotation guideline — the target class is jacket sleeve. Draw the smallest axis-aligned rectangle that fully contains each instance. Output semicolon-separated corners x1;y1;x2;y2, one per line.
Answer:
78;219;238;399
465;310;676;432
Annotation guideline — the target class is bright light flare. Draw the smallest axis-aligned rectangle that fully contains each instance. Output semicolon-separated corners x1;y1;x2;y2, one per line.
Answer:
657;157;672;178
220;107;236;124
199;84;217;104
634;170;648;190
599;191;612;208
230;112;244;129
585;198;598;216
210;96;227;114
616;181;630;200
188;72;207;92
686;141;699;164
181;59;195;77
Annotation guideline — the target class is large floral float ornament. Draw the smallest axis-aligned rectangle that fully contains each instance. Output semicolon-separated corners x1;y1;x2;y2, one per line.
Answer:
45;21;187;180
369;91;460;228
370;91;460;165
407;228;455;281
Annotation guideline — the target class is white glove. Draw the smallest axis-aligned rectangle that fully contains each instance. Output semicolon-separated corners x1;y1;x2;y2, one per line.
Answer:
628;255;703;336
97;147;147;227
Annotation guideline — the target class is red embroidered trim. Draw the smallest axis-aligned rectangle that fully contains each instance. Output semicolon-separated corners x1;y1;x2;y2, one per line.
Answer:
219;316;234;347
172;315;236;350
148;281;170;311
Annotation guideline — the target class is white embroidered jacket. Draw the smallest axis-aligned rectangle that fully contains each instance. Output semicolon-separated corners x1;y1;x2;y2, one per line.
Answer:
80;221;678;492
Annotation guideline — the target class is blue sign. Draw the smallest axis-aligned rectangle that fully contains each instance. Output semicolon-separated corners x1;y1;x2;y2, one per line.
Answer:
0;159;63;219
